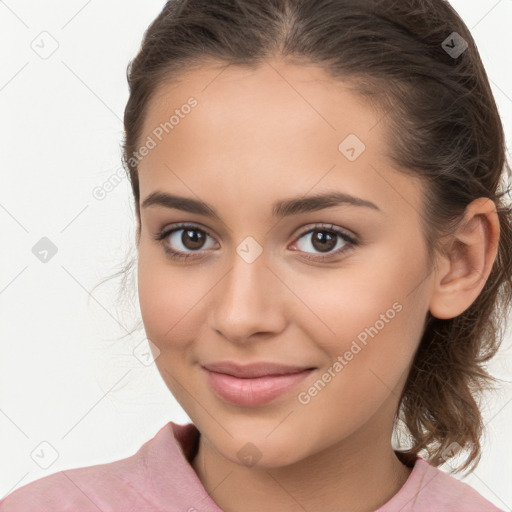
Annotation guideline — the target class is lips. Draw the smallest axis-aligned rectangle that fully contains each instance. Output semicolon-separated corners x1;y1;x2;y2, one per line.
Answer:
202;361;314;378
202;361;315;406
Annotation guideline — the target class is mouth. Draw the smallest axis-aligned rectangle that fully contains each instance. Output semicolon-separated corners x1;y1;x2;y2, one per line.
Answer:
201;361;316;406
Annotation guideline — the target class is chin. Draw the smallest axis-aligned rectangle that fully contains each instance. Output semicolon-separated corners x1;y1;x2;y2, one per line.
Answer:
213;430;306;470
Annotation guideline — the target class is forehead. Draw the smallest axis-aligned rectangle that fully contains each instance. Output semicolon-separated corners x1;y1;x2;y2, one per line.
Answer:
137;60;424;221
142;59;383;149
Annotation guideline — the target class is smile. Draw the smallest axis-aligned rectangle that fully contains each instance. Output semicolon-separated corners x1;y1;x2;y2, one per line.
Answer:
202;362;315;406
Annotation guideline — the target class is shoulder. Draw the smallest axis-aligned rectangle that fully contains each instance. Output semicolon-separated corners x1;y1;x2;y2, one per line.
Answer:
379;456;504;512
0;422;198;512
0;444;150;512
0;463;133;511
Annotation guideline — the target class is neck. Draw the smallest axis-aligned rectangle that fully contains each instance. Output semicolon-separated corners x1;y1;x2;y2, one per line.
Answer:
191;419;413;512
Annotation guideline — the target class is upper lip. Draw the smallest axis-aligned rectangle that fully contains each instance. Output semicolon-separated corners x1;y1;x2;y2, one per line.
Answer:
202;361;314;378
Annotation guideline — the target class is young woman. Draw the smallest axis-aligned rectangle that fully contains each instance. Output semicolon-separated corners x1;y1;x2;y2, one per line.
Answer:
2;0;511;510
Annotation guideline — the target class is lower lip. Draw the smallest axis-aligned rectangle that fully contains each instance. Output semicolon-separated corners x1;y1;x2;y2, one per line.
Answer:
204;368;314;406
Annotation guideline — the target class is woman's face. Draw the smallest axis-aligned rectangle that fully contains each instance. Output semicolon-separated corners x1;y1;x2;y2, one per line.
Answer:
136;60;434;467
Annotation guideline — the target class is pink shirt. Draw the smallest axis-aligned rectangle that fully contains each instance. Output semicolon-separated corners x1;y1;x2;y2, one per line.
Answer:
0;421;503;511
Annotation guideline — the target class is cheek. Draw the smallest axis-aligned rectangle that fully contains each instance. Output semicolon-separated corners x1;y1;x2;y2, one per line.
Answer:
293;295;425;436
137;247;209;404
290;241;429;400
294;252;425;349
137;245;206;349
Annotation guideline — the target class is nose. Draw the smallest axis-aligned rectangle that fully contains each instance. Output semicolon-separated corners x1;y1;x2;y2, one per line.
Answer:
208;246;287;344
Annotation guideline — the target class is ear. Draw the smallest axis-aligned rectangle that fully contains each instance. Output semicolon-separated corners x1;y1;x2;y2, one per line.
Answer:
429;197;500;320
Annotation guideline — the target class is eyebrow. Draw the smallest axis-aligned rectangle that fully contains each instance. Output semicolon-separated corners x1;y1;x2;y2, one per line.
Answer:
141;191;380;219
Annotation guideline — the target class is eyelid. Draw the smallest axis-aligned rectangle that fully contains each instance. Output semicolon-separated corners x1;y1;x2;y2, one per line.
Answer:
154;221;216;241
293;222;357;244
154;222;218;248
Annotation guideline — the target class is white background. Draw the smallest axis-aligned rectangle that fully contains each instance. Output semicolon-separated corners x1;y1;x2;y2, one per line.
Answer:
1;0;511;509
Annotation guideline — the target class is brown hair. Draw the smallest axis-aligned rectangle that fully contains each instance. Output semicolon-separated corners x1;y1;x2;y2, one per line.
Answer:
100;0;512;473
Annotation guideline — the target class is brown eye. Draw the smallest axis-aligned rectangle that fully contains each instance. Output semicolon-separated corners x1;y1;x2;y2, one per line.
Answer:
292;224;357;262
155;223;218;260
310;230;338;253
180;228;207;250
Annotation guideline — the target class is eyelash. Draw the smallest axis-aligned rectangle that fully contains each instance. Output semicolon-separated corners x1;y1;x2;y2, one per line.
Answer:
153;222;357;263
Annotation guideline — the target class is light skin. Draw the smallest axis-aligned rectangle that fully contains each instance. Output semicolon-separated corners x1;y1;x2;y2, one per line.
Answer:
135;59;499;512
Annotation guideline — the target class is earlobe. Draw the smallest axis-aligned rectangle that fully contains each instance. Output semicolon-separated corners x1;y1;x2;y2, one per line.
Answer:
429;198;500;320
